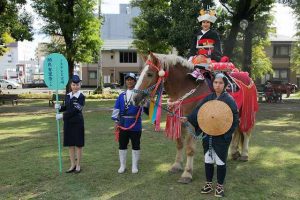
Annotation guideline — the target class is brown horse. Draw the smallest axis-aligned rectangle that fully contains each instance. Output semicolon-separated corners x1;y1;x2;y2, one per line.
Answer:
132;53;256;183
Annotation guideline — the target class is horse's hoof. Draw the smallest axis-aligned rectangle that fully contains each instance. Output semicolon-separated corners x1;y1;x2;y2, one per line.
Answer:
238;156;248;162
177;177;192;184
168;167;183;174
232;152;241;160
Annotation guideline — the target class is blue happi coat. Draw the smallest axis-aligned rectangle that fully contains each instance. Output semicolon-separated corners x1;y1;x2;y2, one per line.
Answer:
111;91;142;131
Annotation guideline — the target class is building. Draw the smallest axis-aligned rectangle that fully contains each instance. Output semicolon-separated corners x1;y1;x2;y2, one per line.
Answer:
0;41;38;83
260;35;299;87
80;4;143;87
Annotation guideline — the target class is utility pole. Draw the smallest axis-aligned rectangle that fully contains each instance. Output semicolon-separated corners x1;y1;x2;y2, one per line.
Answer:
96;0;103;93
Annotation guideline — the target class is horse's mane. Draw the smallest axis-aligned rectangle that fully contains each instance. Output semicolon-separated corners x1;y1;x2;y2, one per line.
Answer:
148;53;194;71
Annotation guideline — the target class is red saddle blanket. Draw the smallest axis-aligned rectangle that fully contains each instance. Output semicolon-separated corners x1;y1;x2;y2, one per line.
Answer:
228;73;259;133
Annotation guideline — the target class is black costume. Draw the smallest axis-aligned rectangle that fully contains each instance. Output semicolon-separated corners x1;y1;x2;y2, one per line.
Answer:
59;91;85;147
188;91;239;184
189;29;222;62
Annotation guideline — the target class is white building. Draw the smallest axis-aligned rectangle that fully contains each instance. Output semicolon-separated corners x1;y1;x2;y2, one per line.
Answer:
0;41;38;82
81;4;143;87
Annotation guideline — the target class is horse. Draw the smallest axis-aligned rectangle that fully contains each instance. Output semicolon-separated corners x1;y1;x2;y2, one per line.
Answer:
132;52;258;184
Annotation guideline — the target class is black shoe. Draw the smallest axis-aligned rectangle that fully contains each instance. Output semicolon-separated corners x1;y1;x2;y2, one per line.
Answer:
65;166;76;173
201;182;213;194
74;167;81;174
215;183;225;198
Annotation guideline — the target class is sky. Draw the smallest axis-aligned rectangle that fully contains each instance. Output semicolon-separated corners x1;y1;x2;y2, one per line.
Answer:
25;0;297;60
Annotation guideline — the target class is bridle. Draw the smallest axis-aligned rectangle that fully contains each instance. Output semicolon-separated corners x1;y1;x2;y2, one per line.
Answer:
133;59;168;98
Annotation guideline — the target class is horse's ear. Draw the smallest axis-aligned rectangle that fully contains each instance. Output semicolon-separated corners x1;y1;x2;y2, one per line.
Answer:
140;54;148;62
149;52;158;65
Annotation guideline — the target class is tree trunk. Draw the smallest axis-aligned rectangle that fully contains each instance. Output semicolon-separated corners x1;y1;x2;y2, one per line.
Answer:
242;21;253;76
223;16;240;58
66;58;74;93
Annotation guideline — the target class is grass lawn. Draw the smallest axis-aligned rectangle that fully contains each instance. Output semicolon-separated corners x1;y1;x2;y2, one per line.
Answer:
0;99;299;200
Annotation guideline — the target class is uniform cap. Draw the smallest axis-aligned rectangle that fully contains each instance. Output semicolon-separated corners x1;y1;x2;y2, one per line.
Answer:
125;73;137;81
71;75;81;83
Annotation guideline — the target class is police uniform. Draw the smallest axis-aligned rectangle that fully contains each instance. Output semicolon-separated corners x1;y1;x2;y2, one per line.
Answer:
59;75;85;147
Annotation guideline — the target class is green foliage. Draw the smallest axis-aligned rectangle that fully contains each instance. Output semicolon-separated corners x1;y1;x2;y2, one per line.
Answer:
131;0;211;56
288;0;300;73
18;93;51;99
0;0;33;55
32;0;102;68
132;0;276;78
86;93;118;99
288;0;300;36
131;0;172;54
251;41;273;79
291;41;300;73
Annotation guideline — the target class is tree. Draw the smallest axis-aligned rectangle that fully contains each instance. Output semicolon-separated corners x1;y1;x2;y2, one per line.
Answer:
32;0;102;91
251;41;273;79
288;0;300;73
0;0;33;55
132;0;275;78
131;0;213;57
131;0;172;54
219;0;275;75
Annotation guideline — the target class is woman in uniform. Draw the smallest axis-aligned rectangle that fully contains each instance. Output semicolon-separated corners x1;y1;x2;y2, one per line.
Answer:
56;75;85;174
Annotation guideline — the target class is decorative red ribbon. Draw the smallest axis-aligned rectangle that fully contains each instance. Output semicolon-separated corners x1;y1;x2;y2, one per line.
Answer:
114;107;142;142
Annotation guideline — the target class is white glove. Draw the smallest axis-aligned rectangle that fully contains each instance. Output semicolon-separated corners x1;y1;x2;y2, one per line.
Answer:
188;56;193;62
54;103;61;109
56;113;63;120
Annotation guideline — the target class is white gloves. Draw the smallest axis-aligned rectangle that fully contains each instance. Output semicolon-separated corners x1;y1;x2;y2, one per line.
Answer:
54;103;61;109
56;113;63;120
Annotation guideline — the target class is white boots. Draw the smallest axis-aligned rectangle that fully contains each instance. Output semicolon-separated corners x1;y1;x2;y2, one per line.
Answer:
132;150;140;174
118;150;127;173
118;149;140;174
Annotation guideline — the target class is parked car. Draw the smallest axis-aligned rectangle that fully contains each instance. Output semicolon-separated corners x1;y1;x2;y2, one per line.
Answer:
0;79;21;89
103;83;120;89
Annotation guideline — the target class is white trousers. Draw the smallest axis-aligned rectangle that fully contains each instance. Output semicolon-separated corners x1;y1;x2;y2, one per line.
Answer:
204;148;225;166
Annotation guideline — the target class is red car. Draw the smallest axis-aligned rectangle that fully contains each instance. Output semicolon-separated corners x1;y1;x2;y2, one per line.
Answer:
266;81;297;97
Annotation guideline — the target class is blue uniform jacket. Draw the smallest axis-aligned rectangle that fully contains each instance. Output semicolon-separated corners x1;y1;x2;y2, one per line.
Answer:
112;91;142;132
59;91;85;123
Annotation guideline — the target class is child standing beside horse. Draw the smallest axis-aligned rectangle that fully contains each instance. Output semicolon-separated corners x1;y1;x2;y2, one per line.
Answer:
112;73;148;174
181;73;239;197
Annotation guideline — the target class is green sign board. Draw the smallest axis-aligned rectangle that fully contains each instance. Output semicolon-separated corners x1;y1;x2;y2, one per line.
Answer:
43;53;69;90
43;53;69;173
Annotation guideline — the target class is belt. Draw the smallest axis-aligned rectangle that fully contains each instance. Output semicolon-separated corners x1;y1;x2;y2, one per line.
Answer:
121;116;136;119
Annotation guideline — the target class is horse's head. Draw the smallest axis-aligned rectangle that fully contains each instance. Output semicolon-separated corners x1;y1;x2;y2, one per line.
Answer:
132;52;163;106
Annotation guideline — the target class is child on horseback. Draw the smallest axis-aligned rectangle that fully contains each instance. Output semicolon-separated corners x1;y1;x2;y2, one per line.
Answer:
188;8;223;81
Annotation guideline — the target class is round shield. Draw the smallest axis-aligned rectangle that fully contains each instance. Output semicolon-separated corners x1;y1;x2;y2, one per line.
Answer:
197;100;233;136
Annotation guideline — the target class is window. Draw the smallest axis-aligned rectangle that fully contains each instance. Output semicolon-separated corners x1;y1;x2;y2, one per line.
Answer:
104;75;110;83
273;70;279;79
273;45;290;58
119;51;137;63
280;70;287;79
273;69;288;80
89;71;97;79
